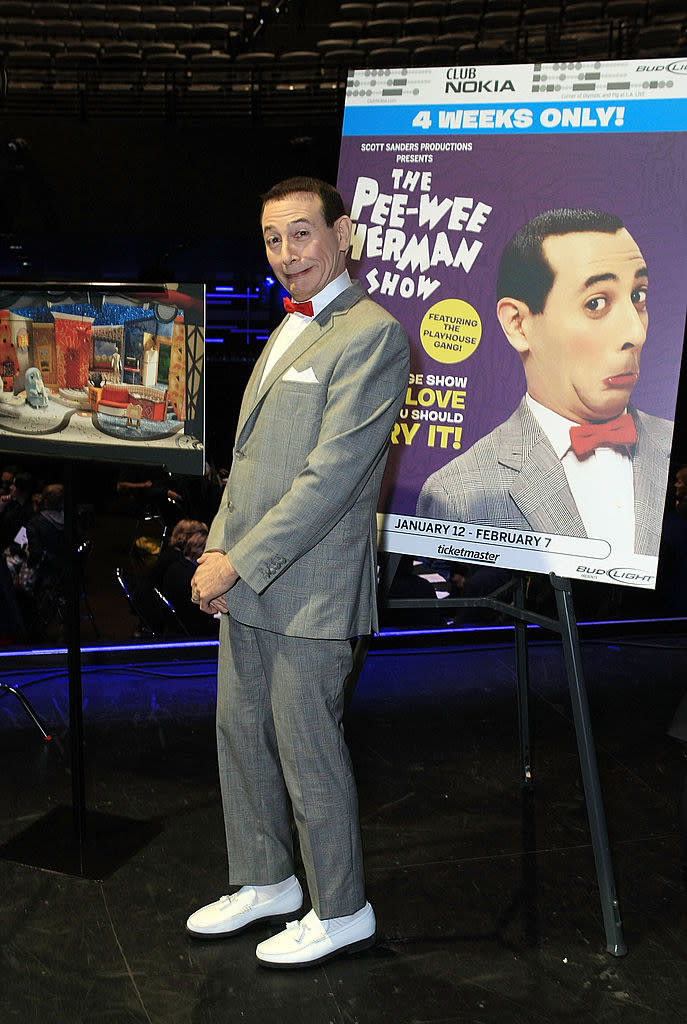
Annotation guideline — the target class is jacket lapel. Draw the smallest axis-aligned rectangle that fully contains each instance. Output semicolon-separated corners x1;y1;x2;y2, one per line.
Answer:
257;316;328;399
236;319;285;425
501;399;588;536
235;282;365;444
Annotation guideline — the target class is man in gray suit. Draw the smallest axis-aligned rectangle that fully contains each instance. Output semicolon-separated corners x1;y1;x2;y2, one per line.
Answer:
417;209;672;557
187;177;409;968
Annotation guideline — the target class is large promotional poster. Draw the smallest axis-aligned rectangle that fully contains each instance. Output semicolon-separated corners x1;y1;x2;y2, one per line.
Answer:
338;58;687;589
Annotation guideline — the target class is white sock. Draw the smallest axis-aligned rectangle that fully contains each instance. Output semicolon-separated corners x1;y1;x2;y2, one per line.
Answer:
250;875;297;900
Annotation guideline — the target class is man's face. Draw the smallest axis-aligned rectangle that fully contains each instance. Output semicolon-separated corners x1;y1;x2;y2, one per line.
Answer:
675;469;687;501
518;228;648;423
261;192;351;302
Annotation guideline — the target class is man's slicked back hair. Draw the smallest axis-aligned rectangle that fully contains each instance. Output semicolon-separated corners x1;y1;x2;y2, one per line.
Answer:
260;176;346;227
497;208;625;314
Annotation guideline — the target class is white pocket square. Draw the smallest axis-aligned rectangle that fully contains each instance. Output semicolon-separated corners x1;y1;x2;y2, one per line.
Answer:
282;366;319;383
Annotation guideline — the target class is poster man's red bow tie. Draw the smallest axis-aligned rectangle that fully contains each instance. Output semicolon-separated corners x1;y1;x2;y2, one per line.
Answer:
569;413;637;457
283;297;314;317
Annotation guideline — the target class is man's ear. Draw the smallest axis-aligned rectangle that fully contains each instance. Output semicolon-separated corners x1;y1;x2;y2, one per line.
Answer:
335;214;353;253
496;297;533;355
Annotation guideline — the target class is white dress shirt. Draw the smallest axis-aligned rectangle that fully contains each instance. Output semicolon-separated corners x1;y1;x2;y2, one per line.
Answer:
526;394;635;553
259;271;351;391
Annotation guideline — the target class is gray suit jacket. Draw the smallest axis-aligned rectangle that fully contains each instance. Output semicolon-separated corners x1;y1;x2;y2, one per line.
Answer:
207;281;409;639
417;397;673;557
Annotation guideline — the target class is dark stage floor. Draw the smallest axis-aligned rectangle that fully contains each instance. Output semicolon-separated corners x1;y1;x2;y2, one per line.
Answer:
1;630;686;1024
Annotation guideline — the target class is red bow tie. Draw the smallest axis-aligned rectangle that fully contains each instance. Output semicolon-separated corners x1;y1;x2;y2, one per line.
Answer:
283;297;314;317
569;413;637;457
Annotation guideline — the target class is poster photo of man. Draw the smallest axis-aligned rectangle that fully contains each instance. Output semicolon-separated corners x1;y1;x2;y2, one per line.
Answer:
416;208;673;561
337;60;687;588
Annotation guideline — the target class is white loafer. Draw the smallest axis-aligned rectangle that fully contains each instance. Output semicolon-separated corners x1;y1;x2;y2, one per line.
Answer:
255;902;376;968
186;877;303;939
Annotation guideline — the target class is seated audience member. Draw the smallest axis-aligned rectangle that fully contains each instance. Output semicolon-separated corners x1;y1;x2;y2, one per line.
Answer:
159;527;219;636
118;469;193;566
0;464;18;500
26;484;66;583
0;556;25;643
149;518;208;586
674;465;687;520
15;483;74;635
127;518;208;637
655;468;687;616
0;471;36;550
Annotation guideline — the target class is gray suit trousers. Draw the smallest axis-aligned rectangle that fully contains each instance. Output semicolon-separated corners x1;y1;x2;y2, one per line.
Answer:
216;615;365;919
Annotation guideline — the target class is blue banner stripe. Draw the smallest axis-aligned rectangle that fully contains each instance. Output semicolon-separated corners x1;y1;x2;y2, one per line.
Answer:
342;98;687;136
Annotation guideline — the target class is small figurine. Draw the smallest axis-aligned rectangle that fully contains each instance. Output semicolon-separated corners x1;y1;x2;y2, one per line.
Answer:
24;366;48;409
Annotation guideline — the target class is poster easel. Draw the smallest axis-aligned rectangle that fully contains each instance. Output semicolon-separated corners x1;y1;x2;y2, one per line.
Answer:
375;553;626;957
0;282;205;878
0;462;161;879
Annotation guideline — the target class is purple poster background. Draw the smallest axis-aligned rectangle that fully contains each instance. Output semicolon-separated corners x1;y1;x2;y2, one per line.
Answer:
338;131;687;522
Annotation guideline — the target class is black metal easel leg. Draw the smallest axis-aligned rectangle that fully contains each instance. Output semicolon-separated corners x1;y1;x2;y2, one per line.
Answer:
513;575;538;946
514;577;532;791
64;462;87;875
550;574;627;956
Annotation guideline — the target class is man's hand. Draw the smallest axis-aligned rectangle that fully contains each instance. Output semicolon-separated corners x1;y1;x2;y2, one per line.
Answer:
191;551;239;614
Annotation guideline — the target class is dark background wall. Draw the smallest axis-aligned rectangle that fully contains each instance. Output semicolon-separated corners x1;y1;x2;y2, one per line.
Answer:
0;115;342;280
